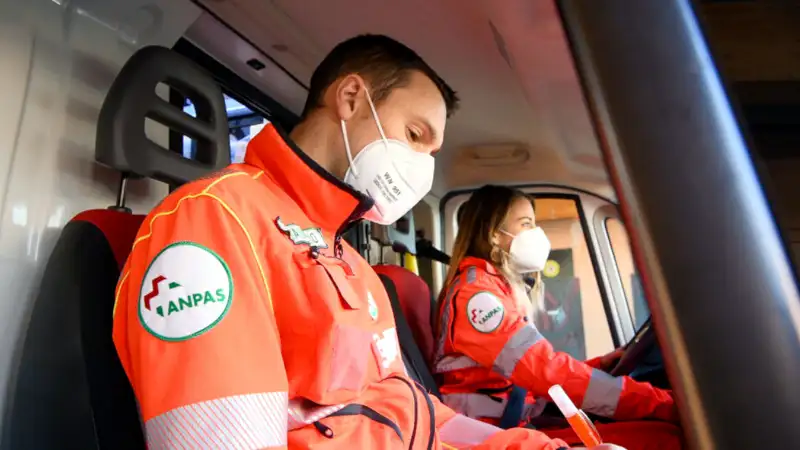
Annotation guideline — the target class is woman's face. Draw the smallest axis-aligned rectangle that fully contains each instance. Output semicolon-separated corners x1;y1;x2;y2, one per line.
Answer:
495;197;536;253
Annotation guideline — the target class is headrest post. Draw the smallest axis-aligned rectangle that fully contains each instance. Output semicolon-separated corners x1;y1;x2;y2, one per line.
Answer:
117;173;128;209
108;173;132;214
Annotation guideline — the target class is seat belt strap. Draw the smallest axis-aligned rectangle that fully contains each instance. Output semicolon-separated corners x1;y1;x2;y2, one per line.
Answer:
498;385;527;429
377;274;442;399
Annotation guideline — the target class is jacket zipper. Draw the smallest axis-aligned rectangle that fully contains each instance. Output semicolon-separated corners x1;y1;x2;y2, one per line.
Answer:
312;404;404;443
312;421;333;438
311;199;385;440
333;200;372;260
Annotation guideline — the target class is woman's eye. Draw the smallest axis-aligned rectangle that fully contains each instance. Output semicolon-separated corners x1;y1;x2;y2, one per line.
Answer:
407;128;421;142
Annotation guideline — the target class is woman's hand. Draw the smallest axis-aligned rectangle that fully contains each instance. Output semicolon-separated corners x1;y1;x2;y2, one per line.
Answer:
585;347;626;372
599;347;626;371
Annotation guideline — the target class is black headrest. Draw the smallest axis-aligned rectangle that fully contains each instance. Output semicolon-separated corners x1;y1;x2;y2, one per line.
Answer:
95;46;230;185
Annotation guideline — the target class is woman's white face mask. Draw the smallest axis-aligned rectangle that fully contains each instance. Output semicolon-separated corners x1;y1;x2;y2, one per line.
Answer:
500;227;552;273
340;88;434;225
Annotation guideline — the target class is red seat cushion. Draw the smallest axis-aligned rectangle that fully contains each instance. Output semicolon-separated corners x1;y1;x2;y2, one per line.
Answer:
71;209;145;268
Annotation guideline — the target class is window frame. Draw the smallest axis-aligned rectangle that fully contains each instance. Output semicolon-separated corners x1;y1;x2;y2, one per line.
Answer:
440;185;630;348
167;39;300;158
593;205;638;339
603;216;650;330
172;38;299;129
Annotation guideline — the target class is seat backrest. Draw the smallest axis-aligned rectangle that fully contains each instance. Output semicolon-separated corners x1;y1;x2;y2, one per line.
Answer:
3;46;230;450
373;265;440;398
4;210;146;449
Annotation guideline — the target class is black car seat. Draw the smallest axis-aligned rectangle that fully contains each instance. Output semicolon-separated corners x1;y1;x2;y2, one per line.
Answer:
2;46;230;450
373;264;441;399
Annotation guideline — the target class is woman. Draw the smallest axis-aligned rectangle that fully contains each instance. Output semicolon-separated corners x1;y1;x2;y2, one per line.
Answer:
433;185;683;450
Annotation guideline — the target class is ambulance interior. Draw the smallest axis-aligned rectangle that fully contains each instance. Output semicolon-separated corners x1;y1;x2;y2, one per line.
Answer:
1;0;799;449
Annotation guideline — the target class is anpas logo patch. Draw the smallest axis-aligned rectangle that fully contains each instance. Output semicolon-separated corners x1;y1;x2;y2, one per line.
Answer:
139;242;233;341
466;292;505;333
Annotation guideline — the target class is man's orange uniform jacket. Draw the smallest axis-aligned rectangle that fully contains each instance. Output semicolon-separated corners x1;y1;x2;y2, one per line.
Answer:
113;125;569;449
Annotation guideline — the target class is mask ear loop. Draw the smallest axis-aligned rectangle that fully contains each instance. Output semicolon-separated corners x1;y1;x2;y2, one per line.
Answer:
340;86;387;179
340;120;358;177
363;88;389;142
499;229;516;239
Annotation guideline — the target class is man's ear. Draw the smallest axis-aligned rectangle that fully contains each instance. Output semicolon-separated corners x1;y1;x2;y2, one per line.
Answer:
335;74;365;122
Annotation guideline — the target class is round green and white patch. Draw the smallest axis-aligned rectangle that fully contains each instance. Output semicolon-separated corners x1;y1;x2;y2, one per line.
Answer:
466;291;505;333
139;242;233;341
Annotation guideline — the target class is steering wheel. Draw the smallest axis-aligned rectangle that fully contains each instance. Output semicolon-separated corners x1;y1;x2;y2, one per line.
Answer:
609;317;656;377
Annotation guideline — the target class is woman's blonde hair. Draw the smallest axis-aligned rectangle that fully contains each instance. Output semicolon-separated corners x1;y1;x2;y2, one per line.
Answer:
439;185;543;319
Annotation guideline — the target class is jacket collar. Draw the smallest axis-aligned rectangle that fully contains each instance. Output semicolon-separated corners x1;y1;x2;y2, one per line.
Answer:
458;256;500;276
458;256;511;293
244;124;373;234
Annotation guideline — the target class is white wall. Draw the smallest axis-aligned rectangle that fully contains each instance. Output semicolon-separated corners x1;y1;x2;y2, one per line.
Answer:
0;0;200;434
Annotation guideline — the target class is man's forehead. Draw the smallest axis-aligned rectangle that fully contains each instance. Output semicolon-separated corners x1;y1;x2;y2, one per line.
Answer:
392;74;447;137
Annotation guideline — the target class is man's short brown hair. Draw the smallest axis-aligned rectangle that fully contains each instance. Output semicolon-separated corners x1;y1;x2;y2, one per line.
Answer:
301;34;459;119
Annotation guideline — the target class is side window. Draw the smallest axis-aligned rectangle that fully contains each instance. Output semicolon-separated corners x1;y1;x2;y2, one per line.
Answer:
605;218;650;329
180;94;270;163
533;198;614;360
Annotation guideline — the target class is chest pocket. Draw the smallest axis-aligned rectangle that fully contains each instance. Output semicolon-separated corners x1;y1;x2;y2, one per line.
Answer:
292;251;402;397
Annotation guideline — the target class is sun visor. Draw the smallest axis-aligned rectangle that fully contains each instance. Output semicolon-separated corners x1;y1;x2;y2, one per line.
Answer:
95;46;230;185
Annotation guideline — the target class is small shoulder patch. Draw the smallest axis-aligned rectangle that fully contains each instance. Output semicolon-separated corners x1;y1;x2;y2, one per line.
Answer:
465;291;505;333
139;242;233;341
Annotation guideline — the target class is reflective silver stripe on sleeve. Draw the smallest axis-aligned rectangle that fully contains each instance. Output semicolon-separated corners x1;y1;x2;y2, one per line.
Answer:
145;392;287;449
433;277;463;363
441;392;543;421
441;393;508;419
492;324;543;378
434;355;481;373
432;267;480;367
466;266;477;283
581;369;623;417
439;413;500;446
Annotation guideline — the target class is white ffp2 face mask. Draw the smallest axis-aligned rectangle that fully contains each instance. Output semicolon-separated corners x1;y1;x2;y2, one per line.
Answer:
501;227;552;273
341;89;434;225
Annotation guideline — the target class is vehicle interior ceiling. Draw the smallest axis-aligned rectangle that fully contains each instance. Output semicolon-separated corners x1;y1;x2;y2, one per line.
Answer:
189;0;800;289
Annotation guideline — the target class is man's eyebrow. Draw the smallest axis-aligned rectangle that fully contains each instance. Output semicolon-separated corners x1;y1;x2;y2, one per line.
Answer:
423;119;438;143
421;118;444;156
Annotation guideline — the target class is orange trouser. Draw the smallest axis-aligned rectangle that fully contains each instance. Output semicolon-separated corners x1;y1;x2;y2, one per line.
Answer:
541;421;684;450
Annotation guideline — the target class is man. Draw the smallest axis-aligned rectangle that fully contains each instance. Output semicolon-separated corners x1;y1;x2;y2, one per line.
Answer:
113;34;624;449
